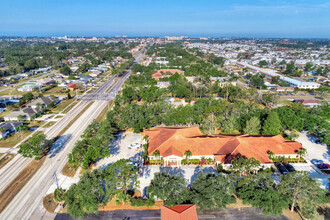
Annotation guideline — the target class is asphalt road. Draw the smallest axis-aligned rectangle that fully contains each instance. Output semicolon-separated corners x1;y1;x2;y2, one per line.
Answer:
0;46;149;219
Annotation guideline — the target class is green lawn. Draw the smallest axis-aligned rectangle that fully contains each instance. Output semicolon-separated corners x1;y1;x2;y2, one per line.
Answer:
51;98;76;113
279;99;293;106
0;131;33;148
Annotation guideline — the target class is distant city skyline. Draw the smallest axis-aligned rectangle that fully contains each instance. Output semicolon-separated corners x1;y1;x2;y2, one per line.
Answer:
0;0;329;38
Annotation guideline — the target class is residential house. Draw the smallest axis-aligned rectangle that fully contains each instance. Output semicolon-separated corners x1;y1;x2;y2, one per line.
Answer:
26;96;58;109
17;84;42;92
161;205;198;220
294;99;321;108
0;122;23;139
3;107;40;121
37;78;55;86
146;127;302;166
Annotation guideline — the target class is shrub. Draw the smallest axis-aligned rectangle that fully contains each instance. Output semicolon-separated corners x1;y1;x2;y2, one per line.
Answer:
130;198;155;207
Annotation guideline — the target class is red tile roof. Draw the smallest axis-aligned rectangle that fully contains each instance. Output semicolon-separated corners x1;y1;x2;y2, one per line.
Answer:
146;127;303;164
295;99;320;104
161;205;198;220
152;69;184;79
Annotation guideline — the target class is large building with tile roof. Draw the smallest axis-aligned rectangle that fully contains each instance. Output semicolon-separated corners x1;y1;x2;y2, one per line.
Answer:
145;127;303;166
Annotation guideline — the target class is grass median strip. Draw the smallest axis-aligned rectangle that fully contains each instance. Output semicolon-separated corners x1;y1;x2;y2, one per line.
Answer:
56;101;94;138
95;101;113;123
0;156;46;213
0;154;15;170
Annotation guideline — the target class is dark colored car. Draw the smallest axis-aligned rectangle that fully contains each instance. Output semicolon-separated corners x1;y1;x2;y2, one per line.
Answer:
318;163;330;169
284;163;296;172
277;163;289;174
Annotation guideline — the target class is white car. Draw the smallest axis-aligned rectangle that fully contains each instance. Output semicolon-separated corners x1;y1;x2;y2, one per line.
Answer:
129;143;141;149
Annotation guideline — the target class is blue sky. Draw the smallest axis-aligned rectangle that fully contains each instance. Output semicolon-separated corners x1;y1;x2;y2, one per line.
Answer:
0;0;329;38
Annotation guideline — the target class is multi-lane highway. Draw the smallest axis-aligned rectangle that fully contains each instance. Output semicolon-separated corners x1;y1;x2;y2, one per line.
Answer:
0;46;149;220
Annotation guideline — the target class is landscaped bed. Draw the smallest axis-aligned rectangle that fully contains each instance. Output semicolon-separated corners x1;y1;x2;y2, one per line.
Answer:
61;162;78;177
43;193;59;213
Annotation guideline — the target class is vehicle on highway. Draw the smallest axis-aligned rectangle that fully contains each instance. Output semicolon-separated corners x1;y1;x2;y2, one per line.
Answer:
283;163;296;172
129;143;141;149
311;159;323;165
277;163;289;174
317;163;330;169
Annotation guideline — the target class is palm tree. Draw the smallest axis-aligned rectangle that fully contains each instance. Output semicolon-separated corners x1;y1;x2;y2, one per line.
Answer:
184;150;192;164
17;115;25;121
297;148;307;162
267;151;275;160
36;102;42;110
153;150;160;165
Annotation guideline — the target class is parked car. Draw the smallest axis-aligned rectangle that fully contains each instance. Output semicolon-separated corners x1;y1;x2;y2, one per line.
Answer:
311;159;323;165
129;143;141;149
284;163;296;172
277;163;289;174
318;163;330;169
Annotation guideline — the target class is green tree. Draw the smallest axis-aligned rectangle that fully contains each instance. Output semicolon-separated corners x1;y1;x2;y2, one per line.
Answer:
18;133;48;159
65;169;108;218
147;172;189;206
53;188;66;204
60;65;72;75
262;93;278;107
262;111;282;135
17;114;25;121
296;148;307;162
153;150;160;165
238;175;288;216
243;116;261;135
104;159;139;192
190;173;235;210
258;60;268;67
230;157;261;175
271;76;280;84
184;150;192;164
278;172;325;218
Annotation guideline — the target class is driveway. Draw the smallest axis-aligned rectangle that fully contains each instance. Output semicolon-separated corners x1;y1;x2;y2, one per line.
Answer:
297;131;330;163
94;132;143;170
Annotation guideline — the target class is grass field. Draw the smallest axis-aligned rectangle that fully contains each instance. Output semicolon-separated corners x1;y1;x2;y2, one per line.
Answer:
0;131;33;148
95;101;113;123
43;121;57;128
0;154;15;170
43;86;67;96
51;98;76;114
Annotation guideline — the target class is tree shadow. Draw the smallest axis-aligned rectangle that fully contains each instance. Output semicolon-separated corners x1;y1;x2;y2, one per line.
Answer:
48;134;72;158
190;165;217;185
159;166;185;178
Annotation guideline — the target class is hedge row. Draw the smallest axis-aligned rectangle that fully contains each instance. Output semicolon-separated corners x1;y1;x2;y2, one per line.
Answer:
129;198;155;207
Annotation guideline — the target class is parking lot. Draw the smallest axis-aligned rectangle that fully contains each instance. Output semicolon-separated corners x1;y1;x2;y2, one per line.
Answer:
94;132;143;170
297;131;330;164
